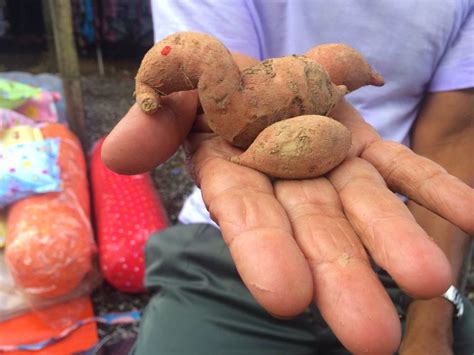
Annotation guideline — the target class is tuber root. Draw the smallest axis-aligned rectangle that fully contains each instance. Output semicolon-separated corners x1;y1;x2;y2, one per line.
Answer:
135;31;384;179
230;115;351;179
135;32;240;115
305;43;384;91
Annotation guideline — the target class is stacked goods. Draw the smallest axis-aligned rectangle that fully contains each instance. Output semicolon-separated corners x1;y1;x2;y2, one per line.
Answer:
5;124;95;299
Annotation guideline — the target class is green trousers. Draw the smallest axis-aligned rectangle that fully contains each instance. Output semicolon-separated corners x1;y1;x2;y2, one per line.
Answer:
131;224;474;355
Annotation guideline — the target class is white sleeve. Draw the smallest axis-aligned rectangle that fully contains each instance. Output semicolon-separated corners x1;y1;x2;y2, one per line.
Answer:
178;186;218;227
150;0;262;59
429;7;474;92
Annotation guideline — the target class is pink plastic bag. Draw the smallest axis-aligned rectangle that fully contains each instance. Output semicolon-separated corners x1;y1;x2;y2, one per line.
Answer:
0;109;37;130
15;90;61;123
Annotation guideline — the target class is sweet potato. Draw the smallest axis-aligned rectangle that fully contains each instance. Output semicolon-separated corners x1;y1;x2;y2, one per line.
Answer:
206;56;348;149
305;43;384;91
231;115;351;179
136;32;240;115
134;31;384;179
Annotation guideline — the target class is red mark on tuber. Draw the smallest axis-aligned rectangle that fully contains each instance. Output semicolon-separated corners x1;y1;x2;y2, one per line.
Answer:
161;46;172;56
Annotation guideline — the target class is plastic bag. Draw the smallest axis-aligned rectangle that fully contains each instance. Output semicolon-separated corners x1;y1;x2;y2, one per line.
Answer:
16;90;61;123
0;108;37;130
0;72;66;123
0;79;41;110
0;250;29;322
0;138;63;208
0;209;5;248
4;124;99;309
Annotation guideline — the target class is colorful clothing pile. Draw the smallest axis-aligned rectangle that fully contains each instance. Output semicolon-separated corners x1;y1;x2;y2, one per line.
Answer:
0;78;99;354
0;80;63;209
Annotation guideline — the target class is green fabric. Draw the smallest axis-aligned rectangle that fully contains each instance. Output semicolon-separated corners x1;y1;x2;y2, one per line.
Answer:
132;223;474;355
0;79;41;110
453;298;474;355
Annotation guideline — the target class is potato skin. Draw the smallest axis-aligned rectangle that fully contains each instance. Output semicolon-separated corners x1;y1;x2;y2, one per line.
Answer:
305;43;384;91
231;115;351;179
135;32;241;114
135;32;347;150
208;56;348;149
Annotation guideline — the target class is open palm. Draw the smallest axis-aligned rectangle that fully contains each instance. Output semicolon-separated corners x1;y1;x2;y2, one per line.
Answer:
102;92;473;354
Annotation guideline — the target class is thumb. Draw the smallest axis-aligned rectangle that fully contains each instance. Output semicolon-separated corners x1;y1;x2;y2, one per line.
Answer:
102;91;199;174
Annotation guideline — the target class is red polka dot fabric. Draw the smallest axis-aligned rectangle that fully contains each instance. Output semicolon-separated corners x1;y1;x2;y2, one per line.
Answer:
90;138;168;292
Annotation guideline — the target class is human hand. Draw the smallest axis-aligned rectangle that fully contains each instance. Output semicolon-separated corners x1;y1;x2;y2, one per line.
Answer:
101;93;473;354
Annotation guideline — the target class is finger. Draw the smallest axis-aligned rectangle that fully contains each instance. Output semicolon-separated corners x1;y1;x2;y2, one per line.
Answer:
191;137;314;317
362;140;474;234
101;91;199;174
328;157;452;297
329;99;381;156
191;113;213;133
275;178;401;354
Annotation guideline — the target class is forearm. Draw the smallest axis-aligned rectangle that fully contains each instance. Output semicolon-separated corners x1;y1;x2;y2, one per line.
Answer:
402;90;473;350
408;90;473;281
406;134;471;327
399;91;473;355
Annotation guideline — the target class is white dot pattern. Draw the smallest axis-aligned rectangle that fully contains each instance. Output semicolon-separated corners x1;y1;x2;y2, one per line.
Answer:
90;139;168;293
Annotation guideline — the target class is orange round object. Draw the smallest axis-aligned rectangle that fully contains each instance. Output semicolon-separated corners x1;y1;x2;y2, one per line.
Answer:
5;124;94;298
